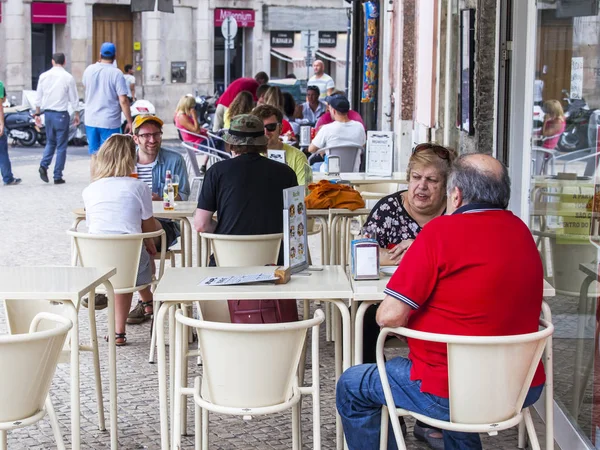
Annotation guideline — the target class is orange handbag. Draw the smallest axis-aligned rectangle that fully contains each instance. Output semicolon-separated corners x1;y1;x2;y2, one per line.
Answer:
305;180;366;210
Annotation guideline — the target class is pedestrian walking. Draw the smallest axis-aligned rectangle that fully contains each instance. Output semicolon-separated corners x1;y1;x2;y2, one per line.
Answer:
82;42;132;174
35;52;80;184
0;80;21;186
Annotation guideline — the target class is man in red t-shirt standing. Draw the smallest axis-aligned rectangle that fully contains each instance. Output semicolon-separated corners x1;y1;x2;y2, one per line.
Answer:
212;71;269;132
337;154;545;450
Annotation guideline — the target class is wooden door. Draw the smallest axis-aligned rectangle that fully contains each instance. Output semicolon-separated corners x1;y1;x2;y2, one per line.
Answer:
92;5;133;72
536;11;573;104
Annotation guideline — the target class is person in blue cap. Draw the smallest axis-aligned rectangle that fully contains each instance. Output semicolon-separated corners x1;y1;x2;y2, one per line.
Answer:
82;42;133;174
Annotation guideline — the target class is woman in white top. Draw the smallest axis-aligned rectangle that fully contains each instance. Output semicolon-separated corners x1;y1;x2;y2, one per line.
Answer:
82;134;160;346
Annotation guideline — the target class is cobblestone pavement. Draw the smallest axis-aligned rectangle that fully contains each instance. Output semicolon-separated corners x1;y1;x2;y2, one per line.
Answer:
0;143;556;449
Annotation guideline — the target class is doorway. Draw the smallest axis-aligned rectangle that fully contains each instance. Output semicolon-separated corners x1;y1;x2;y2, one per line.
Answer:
31;24;54;90
92;5;133;72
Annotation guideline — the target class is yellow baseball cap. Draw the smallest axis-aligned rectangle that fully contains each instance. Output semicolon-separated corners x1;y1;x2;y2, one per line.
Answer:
132;114;164;134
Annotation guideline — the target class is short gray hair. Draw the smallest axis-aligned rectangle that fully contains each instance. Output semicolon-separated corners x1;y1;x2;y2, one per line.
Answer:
447;155;511;208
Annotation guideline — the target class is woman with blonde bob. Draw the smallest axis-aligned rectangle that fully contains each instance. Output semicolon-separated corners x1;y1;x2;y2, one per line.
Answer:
174;95;209;172
542;99;566;150
82;134;160;346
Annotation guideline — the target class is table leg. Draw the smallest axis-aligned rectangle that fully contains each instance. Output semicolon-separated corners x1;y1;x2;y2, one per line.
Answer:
183;218;193;267
157;303;172;450
318;217;330;266
87;287;106;431
541;302;554;450
326;299;351;450
67;299;81;450
354;301;378;366
102;280;118;450
178;218;186;267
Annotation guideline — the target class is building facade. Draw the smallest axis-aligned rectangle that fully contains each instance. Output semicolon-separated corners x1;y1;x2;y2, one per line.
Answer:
0;0;349;119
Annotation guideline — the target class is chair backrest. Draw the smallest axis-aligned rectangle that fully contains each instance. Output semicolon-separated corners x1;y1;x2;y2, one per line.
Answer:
200;233;283;267
183;144;202;178
67;229;165;290
308;145;363;173
444;320;553;423
0;313;71;423
176;310;323;408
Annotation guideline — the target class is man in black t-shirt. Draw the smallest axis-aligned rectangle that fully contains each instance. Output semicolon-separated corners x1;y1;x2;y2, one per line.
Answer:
194;114;298;236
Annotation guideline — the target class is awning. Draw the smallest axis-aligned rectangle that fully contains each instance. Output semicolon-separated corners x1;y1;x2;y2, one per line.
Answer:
270;48;306;63
32;2;67;24
315;34;347;63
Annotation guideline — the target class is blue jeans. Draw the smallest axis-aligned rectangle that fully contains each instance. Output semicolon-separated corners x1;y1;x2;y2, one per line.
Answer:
41;111;70;179
86;126;121;155
0;133;15;184
336;357;544;450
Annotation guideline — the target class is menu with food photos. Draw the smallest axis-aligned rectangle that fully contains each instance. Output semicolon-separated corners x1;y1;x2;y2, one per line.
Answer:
283;186;309;273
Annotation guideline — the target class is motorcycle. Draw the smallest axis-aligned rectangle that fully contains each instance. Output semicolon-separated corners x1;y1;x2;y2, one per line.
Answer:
4;106;38;146
122;99;156;132
193;90;218;129
557;89;598;153
36;100;88;147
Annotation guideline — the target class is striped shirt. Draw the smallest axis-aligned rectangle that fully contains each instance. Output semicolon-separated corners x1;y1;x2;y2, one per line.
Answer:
136;161;156;189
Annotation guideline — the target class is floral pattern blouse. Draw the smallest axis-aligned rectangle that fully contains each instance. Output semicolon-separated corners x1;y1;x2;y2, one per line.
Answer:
363;191;422;248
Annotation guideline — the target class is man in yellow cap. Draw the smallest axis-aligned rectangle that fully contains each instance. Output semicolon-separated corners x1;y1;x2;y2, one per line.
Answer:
127;114;190;324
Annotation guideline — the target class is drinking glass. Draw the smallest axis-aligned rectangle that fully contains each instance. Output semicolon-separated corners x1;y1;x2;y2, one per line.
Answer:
172;174;180;203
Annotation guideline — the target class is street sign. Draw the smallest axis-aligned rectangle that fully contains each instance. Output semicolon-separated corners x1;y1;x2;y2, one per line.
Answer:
301;30;317;52
221;16;238;40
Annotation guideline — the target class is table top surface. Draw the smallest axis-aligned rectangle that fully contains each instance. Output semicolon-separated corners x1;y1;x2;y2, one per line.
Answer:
313;172;406;184
0;266;116;299
350;271;557;300
307;208;372;217
73;201;197;219
154;265;353;301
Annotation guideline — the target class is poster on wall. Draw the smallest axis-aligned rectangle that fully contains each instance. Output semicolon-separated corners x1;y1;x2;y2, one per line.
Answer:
366;131;394;177
283;186;309;273
361;1;379;103
571;57;584;100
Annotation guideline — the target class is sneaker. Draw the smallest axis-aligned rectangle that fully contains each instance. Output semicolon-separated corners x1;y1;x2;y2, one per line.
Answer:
39;166;49;183
127;302;149;324
200;165;207;174
54;178;66;184
4;178;21;186
81;293;108;310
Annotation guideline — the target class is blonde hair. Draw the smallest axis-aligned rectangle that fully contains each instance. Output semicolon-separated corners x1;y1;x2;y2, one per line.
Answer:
175;95;196;115
406;144;457;186
544;99;565;121
262;86;284;110
93;134;136;181
228;91;254;121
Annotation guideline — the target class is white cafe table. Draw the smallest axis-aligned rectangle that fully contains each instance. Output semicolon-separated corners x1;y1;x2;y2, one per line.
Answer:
153;265;354;450
72;201;197;267
312;172;407;186
0;266;119;450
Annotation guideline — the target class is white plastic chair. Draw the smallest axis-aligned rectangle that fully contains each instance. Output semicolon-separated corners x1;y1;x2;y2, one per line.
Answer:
67;229;167;363
172;308;324;450
308;145;364;172
0;312;72;450
376;318;554;450
197;233;283;322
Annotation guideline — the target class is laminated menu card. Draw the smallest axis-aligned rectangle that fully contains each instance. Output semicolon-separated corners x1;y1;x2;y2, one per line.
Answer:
351;238;380;280
283;185;309;273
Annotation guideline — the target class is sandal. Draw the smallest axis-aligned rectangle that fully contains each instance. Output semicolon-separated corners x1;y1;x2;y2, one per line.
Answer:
414;422;444;450
142;301;153;318
105;333;127;346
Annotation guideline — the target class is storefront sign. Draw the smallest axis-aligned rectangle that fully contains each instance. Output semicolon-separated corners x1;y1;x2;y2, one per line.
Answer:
214;8;255;28
318;31;337;48
271;31;294;48
133;42;141;51
31;2;67;24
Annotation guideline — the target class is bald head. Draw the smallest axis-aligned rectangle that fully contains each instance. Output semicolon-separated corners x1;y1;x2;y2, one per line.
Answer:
313;60;324;76
446;153;511;213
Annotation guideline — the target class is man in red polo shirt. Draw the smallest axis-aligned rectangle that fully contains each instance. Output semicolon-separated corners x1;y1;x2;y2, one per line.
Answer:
212;71;269;132
336;154;545;450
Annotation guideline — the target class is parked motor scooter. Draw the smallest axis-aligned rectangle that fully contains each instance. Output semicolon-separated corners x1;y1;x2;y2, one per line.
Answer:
193;90;218;130
557;89;597;153
4;106;38;146
121;99;156;132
